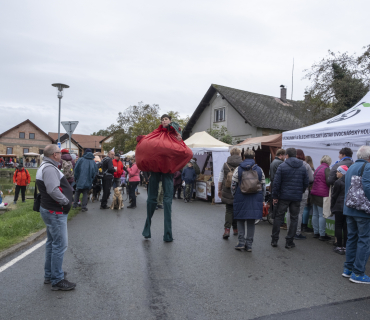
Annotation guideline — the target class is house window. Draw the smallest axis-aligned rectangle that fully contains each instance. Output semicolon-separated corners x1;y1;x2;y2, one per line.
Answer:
23;148;29;154
214;108;225;122
6;147;13;154
19;132;25;139
29;133;35;139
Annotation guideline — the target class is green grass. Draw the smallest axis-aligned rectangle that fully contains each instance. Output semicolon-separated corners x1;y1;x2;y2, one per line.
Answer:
0;168;37;182
0;197;80;252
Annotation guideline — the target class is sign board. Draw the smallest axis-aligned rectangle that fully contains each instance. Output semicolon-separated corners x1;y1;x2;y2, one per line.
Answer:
61;121;79;137
57;142;61;149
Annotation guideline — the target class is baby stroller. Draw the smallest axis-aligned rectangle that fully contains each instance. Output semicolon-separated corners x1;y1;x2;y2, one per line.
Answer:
254;190;274;225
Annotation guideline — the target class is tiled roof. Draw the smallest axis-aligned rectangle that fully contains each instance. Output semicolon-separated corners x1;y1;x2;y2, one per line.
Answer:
48;133;106;148
183;84;308;139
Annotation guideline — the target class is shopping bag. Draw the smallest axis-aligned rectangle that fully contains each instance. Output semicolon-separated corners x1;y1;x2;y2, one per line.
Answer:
323;187;332;218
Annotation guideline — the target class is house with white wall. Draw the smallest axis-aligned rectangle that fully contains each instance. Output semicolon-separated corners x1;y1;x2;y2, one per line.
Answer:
183;84;308;143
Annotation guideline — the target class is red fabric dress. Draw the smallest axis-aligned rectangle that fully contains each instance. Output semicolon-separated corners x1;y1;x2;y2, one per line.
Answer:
136;125;193;174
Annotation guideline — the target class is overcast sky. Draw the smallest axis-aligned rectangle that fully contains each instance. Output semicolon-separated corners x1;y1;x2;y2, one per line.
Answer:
1;0;369;135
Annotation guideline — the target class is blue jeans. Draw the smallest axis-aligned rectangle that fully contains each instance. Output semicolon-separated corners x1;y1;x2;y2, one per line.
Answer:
302;205;312;224
312;204;326;236
344;216;370;276
40;206;68;285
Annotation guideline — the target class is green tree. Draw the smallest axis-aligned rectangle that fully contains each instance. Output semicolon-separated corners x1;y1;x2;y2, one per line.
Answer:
206;125;232;144
166;111;190;129
91;129;111;136
303;46;370;118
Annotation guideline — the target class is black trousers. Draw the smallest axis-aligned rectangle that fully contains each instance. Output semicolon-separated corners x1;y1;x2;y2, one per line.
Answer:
101;178;112;208
271;200;301;242
129;182;139;207
14;185;26;202
334;211;348;247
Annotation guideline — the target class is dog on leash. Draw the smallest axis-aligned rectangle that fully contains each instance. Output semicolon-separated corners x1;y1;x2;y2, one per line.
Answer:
110;187;124;210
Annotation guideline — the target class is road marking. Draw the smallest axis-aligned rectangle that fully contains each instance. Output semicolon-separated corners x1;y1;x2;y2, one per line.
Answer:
0;239;46;273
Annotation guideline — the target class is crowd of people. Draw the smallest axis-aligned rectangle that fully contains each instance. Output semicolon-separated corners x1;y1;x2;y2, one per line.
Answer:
218;145;370;284
28;117;370;291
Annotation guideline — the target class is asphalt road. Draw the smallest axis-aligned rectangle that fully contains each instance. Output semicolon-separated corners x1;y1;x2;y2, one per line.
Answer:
1;185;370;320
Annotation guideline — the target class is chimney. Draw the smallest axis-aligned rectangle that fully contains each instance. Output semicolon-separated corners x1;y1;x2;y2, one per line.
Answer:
280;85;287;101
304;91;309;102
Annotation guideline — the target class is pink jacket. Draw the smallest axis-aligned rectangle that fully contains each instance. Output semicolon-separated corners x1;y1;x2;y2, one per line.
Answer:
311;163;330;197
127;164;140;182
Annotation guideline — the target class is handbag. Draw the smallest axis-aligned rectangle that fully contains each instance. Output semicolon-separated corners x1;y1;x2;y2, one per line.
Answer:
345;163;370;214
323;187;332;218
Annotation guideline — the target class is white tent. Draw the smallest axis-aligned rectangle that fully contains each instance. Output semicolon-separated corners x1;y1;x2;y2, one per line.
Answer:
184;131;230;155
283;91;370;168
121;150;135;158
23;152;40;157
184;131;231;203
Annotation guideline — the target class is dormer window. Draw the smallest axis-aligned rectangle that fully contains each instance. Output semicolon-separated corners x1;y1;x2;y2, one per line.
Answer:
214;107;225;122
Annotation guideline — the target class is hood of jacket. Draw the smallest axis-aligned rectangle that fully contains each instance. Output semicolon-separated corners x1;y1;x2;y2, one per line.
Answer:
61;154;73;162
240;158;256;170
83;152;94;160
285;157;303;169
227;155;242;167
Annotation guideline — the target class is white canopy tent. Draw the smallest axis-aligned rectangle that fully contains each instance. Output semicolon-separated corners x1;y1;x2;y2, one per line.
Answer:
23;152;40;157
121;150;135;158
283;91;370;168
184;131;230;203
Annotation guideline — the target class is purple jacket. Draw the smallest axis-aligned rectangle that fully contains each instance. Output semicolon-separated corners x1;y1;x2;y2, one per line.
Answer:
311;163;330;197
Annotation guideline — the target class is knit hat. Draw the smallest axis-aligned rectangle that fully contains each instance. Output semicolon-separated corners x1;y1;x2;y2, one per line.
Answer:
85;148;92;153
115;153;120;157
337;165;348;175
61;149;69;154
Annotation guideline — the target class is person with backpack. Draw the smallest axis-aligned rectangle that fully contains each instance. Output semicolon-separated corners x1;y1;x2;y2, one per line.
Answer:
13;164;31;204
73;149;97;212
58;149;75;185
271;148;309;249
182;161;196;203
218;147;243;239
342;146;370;284
231;149;265;251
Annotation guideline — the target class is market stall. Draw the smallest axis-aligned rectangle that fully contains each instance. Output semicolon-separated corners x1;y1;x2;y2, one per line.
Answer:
23;152;40;167
184;131;230;203
233;133;282;179
282;91;370;168
282;90;370;235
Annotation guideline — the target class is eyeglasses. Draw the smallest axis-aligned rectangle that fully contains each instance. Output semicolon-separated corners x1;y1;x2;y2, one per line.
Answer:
54;152;61;154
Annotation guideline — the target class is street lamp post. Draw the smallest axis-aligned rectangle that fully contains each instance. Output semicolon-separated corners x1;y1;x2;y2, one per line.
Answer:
51;83;69;147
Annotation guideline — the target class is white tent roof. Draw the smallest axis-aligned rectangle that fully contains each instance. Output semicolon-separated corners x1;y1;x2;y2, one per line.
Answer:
184;131;230;148
283;91;370;167
23;152;40;157
184;131;230;155
283;91;370;151
121;150;135;157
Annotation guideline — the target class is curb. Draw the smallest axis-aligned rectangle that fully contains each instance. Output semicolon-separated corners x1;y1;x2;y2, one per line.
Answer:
0;228;46;261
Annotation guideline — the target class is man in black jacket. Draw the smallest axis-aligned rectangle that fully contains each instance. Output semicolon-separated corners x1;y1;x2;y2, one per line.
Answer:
100;151;116;209
269;149;286;227
271;148;309;249
270;149;286;185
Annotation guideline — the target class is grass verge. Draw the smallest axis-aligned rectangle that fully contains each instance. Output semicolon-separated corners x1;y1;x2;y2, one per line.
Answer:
0;200;80;252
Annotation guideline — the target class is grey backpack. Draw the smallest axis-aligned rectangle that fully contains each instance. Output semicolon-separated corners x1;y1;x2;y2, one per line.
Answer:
240;164;262;194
